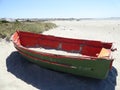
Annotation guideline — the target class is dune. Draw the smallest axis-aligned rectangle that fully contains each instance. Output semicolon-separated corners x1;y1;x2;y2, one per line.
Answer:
0;20;119;90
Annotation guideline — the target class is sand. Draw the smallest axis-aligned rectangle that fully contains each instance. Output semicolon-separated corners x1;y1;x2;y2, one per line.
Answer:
29;47;83;57
0;20;119;90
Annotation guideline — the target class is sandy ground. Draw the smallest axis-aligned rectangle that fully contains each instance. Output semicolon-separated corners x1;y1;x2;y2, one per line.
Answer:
0;20;119;90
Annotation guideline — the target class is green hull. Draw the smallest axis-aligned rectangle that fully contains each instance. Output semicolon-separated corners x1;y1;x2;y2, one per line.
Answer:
16;46;112;79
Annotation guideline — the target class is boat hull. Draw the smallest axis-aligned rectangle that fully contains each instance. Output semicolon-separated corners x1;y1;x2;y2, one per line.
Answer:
14;44;113;79
12;31;114;79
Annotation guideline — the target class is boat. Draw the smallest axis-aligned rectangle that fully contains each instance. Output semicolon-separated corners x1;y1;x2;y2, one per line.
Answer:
11;31;115;79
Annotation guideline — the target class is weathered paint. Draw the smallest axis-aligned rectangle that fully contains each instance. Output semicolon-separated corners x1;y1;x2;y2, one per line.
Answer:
11;31;114;79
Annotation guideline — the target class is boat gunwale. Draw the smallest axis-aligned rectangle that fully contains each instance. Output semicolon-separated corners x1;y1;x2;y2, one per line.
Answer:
14;42;113;61
18;48;77;69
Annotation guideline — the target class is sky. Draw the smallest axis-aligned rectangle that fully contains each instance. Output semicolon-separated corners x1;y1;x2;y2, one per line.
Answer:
0;0;120;18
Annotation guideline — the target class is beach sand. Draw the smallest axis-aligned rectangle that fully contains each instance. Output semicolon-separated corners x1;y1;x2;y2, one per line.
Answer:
0;20;119;90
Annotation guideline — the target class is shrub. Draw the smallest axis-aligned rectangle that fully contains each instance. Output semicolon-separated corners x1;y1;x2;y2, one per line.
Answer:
0;21;57;41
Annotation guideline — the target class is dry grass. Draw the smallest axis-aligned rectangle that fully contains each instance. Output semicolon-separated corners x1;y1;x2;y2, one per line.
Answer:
0;20;57;41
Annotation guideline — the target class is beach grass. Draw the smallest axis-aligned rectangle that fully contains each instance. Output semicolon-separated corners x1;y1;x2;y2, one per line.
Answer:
0;20;57;40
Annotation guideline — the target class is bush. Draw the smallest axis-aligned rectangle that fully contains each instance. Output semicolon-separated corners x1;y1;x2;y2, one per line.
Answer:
0;21;57;41
0;20;9;23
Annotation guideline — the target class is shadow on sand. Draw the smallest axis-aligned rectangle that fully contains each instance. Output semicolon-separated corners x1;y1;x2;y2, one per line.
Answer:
6;51;117;90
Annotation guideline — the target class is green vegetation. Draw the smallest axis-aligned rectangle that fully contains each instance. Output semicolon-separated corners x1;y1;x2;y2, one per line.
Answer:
0;20;57;41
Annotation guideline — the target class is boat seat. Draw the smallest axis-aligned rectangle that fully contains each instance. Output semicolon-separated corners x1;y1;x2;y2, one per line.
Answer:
98;48;110;58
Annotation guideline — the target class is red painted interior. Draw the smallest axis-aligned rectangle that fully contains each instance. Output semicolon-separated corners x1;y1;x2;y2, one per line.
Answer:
12;31;112;57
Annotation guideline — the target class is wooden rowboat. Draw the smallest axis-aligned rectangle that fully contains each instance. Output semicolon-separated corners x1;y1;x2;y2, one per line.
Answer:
11;31;115;79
